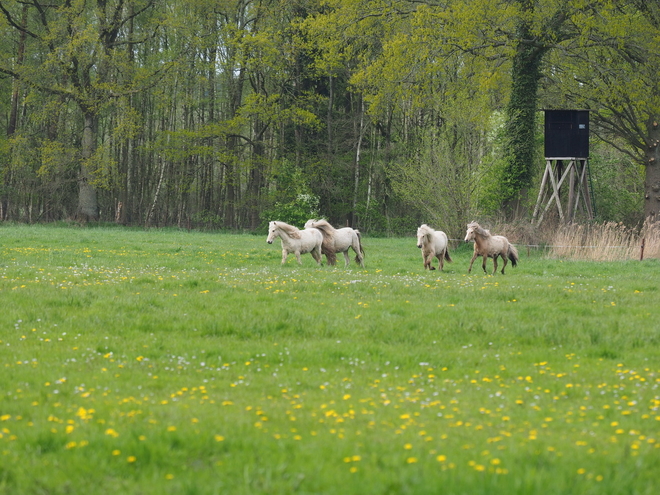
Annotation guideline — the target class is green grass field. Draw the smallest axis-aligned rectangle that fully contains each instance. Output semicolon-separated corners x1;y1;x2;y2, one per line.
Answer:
1;224;659;494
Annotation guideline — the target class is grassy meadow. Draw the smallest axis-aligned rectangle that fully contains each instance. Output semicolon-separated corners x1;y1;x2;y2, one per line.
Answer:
1;224;659;494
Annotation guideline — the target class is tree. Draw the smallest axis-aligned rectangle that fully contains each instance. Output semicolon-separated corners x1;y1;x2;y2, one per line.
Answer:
303;0;605;223
551;0;660;221
0;0;162;220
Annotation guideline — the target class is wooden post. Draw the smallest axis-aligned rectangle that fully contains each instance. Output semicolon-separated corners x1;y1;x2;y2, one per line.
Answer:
640;238;645;261
568;160;576;220
532;160;552;222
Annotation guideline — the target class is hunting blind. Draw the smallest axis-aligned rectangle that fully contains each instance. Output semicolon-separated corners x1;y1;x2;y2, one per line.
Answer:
532;110;595;225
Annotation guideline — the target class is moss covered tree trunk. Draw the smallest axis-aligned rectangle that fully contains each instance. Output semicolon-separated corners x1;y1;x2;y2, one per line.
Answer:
502;14;547;219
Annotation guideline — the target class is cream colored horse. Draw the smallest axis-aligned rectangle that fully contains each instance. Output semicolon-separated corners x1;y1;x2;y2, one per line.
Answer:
304;219;365;267
464;221;519;275
266;221;323;265
416;224;452;270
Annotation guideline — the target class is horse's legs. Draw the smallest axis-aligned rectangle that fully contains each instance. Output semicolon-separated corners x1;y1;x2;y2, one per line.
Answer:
312;247;322;266
281;249;288;265
482;255;489;274
343;250;351;268
491;255;497;275
468;252;479;273
294;251;303;265
500;254;508;274
436;253;444;271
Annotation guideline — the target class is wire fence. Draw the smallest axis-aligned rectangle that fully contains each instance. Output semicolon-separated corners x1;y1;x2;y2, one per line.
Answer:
448;238;651;261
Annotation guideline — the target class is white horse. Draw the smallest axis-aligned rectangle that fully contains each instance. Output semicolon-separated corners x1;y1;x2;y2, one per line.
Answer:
266;221;323;265
464;221;519;275
416;224;452;270
304;219;365;267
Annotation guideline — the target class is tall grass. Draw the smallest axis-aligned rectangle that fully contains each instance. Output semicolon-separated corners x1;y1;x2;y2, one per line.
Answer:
548;219;660;260
1;224;659;494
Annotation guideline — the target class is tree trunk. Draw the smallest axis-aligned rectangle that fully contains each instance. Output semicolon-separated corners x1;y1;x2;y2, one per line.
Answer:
644;121;660;220
3;5;28;220
77;111;99;221
119;6;136;224
224;65;245;229
502;3;547;219
351;96;366;227
327;75;334;156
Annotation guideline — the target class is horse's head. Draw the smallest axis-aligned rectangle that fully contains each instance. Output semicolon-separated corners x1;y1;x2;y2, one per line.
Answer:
416;224;430;248
304;219;316;229
465;222;478;242
267;221;279;244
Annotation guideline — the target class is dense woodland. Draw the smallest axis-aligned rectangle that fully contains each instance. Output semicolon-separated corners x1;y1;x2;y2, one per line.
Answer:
1;0;659;236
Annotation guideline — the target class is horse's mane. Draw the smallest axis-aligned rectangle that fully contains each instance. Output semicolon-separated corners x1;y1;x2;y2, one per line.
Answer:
307;219;336;240
468;221;491;238
418;224;434;239
275;221;302;239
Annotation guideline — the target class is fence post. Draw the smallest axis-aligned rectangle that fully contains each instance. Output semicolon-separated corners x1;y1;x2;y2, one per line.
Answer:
640;238;645;261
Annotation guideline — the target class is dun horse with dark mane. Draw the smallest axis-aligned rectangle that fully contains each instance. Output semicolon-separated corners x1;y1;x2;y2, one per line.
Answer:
304;219;365;267
464;221;519;275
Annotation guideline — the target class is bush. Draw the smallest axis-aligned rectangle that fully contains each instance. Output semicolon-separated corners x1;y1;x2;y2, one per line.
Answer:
260;193;320;228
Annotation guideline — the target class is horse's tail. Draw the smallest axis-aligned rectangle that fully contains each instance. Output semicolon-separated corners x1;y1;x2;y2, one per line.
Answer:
508;243;519;267
355;230;365;265
444;246;452;263
318;231;336;265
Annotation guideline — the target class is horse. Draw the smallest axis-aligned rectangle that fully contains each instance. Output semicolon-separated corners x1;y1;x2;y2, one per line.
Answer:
266;221;323;266
304;219;365;267
464;221;519;275
416;224;452;270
